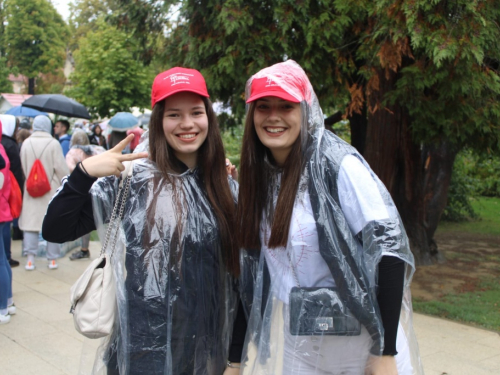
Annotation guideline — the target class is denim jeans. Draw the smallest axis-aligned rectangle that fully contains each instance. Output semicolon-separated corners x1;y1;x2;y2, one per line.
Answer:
0;223;13;310
2;221;11;260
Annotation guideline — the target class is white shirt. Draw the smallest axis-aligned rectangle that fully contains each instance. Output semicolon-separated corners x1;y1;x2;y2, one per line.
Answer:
262;155;390;303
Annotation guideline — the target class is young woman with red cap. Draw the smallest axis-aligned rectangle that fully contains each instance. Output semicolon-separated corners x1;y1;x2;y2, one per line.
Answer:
43;68;245;375
237;60;423;375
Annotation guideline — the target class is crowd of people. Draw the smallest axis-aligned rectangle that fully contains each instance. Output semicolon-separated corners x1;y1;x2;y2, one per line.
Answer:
1;61;423;375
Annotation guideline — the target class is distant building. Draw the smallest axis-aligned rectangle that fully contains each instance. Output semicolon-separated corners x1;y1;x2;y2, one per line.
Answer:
8;74;27;94
0;93;32;113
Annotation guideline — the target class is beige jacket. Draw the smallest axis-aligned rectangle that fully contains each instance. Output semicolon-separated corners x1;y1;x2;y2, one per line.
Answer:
19;132;69;232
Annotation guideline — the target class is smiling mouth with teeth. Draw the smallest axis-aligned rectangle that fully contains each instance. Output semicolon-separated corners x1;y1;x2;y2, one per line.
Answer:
178;134;197;139
266;128;286;133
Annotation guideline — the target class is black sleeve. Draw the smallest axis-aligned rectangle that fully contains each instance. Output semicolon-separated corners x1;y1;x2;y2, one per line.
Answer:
228;299;248;363
4;139;25;190
0;153;5;170
42;165;98;243
377;255;405;356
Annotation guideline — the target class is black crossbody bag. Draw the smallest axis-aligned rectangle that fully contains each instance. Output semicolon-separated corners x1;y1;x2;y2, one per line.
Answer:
287;252;361;336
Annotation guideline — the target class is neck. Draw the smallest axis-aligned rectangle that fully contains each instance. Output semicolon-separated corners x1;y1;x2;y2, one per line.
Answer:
175;152;197;170
270;149;290;167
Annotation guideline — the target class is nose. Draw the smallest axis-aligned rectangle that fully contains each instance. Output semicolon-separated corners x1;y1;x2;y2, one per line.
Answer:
267;106;280;122
179;114;195;129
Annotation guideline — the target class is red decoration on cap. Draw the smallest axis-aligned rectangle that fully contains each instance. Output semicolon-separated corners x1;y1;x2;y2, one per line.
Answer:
246;77;301;103
151;67;209;108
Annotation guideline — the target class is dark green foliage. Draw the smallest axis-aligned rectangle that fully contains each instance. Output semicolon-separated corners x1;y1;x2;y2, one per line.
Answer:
0;56;13;93
4;0;69;81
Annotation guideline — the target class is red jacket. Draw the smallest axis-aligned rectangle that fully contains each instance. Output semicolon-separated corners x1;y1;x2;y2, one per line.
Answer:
0;120;12;223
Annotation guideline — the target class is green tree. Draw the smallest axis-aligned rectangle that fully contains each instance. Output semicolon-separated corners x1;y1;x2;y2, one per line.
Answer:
165;0;500;264
4;0;69;94
67;20;153;118
0;56;13;93
68;0;119;50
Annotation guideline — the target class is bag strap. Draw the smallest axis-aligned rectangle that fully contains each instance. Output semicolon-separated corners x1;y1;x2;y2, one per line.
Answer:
30;140;55;182
100;161;134;258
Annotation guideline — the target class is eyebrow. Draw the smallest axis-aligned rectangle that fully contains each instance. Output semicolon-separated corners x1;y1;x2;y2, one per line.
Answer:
165;106;205;111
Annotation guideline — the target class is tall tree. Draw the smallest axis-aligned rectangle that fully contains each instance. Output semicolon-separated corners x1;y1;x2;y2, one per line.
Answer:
165;0;500;264
68;0;119;50
0;57;13;93
4;0;69;94
67;19;153;117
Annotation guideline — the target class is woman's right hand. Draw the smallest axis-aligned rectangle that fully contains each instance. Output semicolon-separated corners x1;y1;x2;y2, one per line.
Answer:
81;134;148;178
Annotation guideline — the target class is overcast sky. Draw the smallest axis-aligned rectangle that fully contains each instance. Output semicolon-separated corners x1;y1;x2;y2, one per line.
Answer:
52;0;71;21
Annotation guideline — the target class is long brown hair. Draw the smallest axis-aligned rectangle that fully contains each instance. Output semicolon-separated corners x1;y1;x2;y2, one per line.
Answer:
237;102;305;250
149;97;239;276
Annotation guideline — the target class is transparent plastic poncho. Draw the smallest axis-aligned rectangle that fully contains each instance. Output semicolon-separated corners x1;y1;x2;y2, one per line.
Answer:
239;60;423;374
84;158;238;375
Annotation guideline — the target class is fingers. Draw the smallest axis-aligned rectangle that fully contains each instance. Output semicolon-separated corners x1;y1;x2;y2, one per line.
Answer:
118;152;149;162
113;134;135;153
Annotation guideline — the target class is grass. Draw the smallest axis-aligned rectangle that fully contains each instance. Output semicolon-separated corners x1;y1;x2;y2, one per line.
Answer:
414;196;500;331
437;196;500;236
413;278;500;332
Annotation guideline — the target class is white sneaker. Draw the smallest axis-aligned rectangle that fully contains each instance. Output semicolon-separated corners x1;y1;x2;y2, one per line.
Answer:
48;260;58;270
25;260;35;271
7;303;16;315
0;313;10;324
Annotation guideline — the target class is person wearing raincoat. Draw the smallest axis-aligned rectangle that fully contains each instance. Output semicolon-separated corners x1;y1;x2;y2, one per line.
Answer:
42;67;245;375
236;60;423;375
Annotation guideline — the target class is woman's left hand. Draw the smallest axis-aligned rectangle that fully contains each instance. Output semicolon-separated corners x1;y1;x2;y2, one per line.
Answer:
365;355;398;375
222;366;240;375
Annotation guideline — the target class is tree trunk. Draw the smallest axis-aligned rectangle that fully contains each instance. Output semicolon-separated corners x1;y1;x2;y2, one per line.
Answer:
28;77;35;95
349;107;368;155
361;68;456;265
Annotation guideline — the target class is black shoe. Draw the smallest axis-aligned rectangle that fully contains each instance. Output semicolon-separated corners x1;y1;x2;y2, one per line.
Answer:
69;249;90;261
12;227;23;240
8;258;20;268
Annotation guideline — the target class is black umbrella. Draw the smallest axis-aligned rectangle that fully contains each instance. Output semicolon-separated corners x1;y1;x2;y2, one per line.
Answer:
22;94;91;119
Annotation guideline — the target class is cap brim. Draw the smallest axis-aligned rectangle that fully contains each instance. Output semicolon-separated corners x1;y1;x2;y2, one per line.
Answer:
152;88;210;108
246;91;300;103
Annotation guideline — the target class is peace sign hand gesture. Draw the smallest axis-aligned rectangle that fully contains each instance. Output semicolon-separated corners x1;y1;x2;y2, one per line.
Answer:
80;134;149;178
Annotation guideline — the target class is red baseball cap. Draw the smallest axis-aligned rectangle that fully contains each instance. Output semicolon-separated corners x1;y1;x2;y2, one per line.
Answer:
246;76;301;103
151;67;209;108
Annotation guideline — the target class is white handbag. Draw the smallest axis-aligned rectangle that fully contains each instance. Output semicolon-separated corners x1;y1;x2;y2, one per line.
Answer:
69;161;133;339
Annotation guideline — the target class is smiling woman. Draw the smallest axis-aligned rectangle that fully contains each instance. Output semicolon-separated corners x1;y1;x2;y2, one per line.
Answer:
42;67;244;374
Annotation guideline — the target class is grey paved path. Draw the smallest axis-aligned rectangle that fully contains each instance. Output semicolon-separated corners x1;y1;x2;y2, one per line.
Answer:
0;240;499;374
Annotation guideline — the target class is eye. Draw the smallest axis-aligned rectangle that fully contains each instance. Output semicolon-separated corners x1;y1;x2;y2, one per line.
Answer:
193;110;205;116
165;112;179;118
256;103;270;110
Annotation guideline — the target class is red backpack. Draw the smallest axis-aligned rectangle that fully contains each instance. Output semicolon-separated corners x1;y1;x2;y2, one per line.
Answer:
26;142;52;198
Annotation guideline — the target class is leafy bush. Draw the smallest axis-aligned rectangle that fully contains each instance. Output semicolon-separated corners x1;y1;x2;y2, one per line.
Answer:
442;150;500;222
221;124;244;168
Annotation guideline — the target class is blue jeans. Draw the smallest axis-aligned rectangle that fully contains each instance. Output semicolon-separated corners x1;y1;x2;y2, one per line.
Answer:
0;223;12;310
3;221;11;260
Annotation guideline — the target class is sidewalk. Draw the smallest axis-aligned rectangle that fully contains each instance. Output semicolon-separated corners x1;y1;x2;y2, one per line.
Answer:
1;239;499;374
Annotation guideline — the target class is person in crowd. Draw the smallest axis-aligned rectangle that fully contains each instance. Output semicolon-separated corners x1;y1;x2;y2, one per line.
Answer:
20;115;69;270
16;129;31;150
0;120;16;324
108;129;128;151
42;67;245;374
65;129;105;260
126;125;144;152
236;60;422;375
0;115;24;267
88;123;108;149
54;119;72;156
18;118;32;131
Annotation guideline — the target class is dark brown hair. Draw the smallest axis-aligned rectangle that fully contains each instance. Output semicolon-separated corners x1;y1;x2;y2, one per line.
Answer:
149;96;239;276
237;102;305;250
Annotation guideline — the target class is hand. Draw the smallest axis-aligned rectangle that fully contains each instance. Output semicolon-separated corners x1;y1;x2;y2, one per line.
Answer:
365;355;398;375
226;158;238;180
222;364;240;375
81;134;148;178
